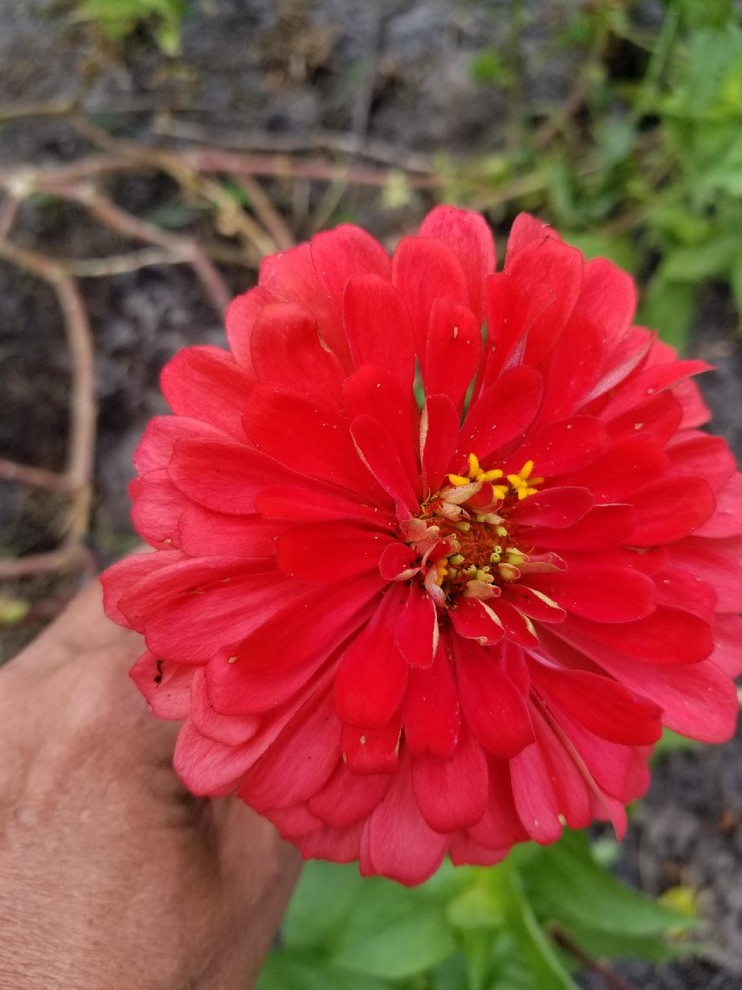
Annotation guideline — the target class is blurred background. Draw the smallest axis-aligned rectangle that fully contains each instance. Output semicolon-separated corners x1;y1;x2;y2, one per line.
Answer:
0;2;741;987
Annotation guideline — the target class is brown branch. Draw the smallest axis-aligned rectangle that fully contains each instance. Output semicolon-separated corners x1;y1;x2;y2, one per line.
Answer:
550;926;638;990
0;458;76;492
0;240;96;550
231;174;295;250
0;545;93;581
150;119;437;175
0;195;21;240
65;247;180;277
43;182;233;315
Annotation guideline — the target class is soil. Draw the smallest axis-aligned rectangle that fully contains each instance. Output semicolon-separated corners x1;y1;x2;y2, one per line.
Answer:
1;3;741;988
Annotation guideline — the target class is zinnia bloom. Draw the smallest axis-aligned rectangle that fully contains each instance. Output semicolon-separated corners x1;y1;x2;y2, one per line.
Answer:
102;207;742;885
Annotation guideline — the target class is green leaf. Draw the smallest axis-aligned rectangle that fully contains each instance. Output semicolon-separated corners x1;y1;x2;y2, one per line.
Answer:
521;832;692;941
256;952;391;990
653;727;701;756
282;861;366;951
637;279;697;352
331;897;456;979
660;237;737;282
729;258;742;322
491;863;578;990
562;231;636;273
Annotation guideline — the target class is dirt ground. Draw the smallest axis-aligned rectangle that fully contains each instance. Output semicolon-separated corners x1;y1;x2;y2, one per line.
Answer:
1;3;741;987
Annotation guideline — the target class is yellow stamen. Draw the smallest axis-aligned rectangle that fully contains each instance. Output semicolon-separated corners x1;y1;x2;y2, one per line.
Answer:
448;473;471;487
506;460;544;500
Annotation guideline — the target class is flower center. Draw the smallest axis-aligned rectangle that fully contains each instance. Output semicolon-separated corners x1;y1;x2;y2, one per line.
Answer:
402;454;543;608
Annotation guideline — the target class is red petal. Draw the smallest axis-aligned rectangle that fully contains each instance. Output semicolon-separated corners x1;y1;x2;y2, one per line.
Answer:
578;257;637;350
562;606;713;665
423;298;481;411
225;285;274;368
343;367;420;485
308;763;392;828
395;584;438;667
379;541;419;581
342;713;403;775
258;242;347;364
177;504;279;557
404;636;461;757
243;385;384;501
694;472;742;537
129;651;193;719
450;598;504;646
174;719;259;796
529;707;593;831
504;235;584;365
363;757;448;884
457;366;543;464
133;415;228;476
602;360;711;419
334;594;409;728
654;565;716;622
666;433;735;491
101;550;182;628
350;413;420;512
411;726;488;832
607;391;683;446
505;213;561;262
528;566;656;622
509;740;563;843
168;436;297;514
161;346;254;439
500;584;566;623
537;313;607;423
627;477;716;545
117;555;270;633
489;599;540;648
189;667;259;745
468;759;529;849
533;664;662;745
276;520;393;582
507;486;594;529
249;301;344;402
666;538;742;612
392;236;469;354
418;205;496;321
240;691;341;812
131;469;190;548
506;417;609;477
344;275;415;387
560;436;668;502
527;504;634;552
455;638;534;758
205;574;383;712
449;834;509;867
294;820;363;864
712;614;742;677
143;569;291;665
256;484;395;529
562;637;739;743
311;224;392;326
420;393;460;493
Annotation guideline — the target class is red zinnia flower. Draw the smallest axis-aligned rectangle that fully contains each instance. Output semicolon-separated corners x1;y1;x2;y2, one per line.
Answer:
102;208;742;885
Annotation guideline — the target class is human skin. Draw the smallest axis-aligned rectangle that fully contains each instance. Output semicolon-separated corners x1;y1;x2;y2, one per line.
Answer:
0;579;301;990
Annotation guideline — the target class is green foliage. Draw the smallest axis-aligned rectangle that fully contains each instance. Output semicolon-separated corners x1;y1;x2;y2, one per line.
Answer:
73;0;188;56
462;0;742;350
258;833;692;990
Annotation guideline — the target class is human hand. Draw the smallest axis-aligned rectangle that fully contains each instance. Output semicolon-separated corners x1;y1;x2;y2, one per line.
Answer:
0;578;301;990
